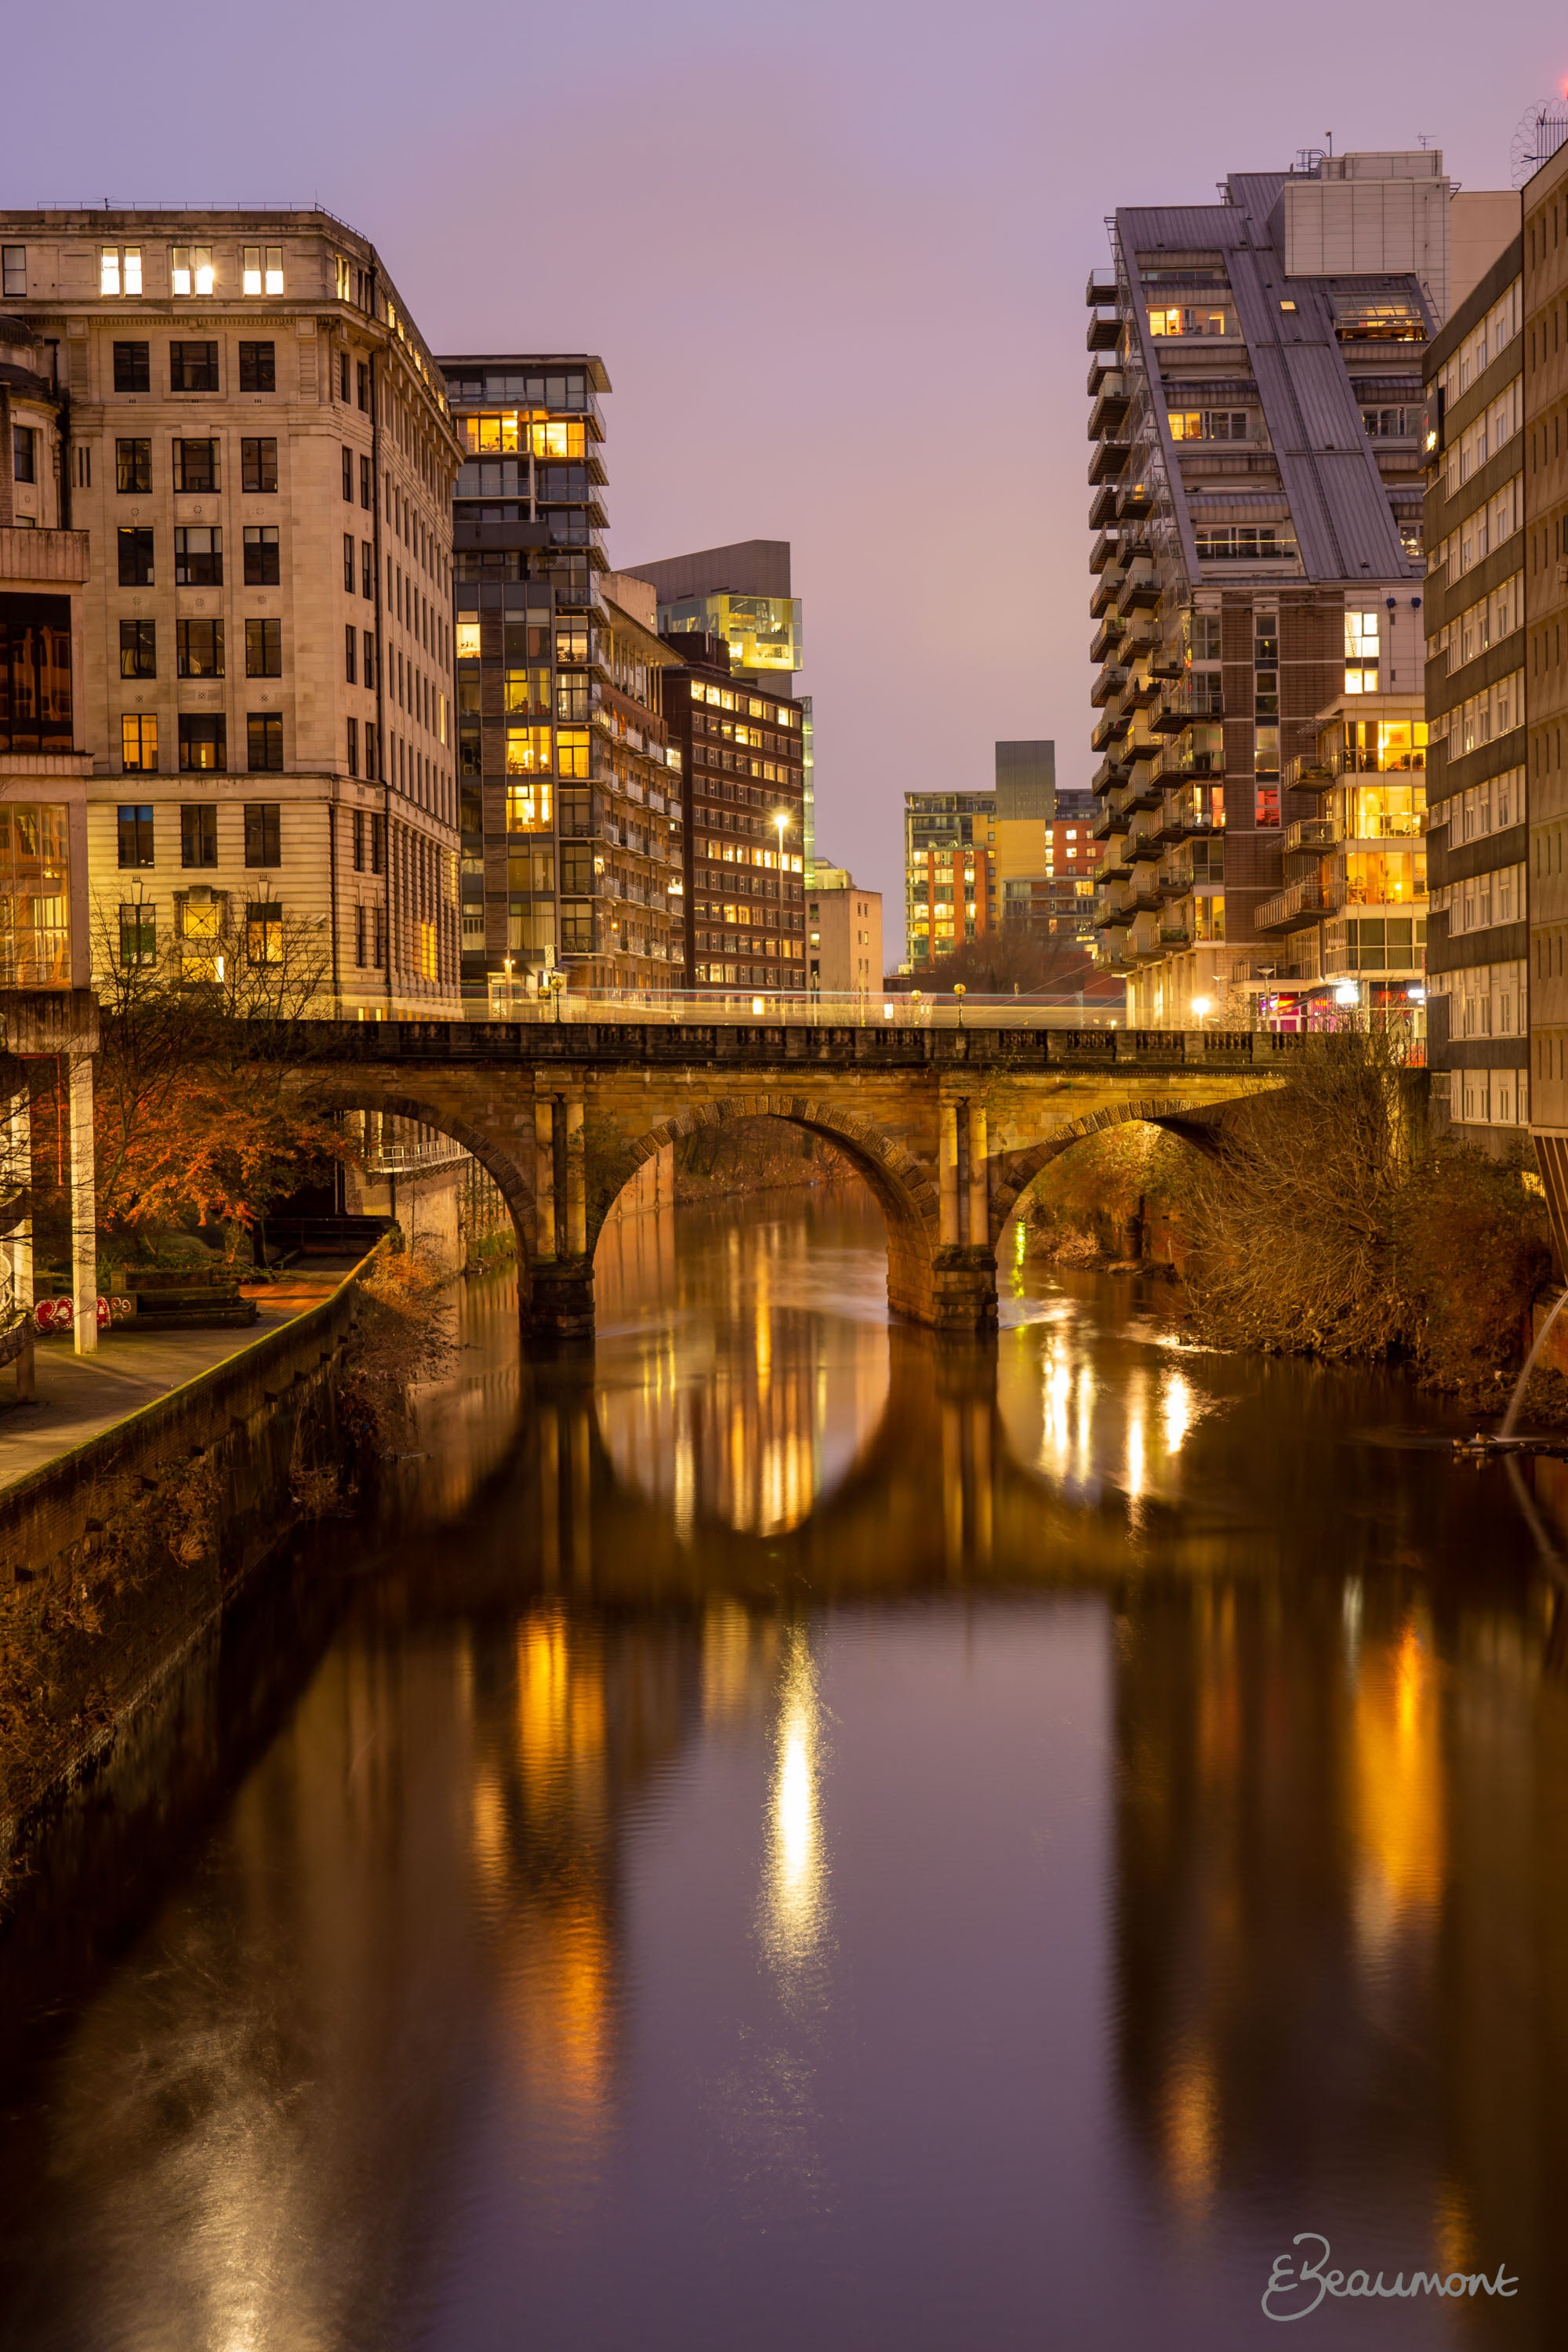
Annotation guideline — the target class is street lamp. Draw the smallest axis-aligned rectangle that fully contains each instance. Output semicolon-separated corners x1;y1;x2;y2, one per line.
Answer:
953;981;967;1029
1192;994;1213;1029
549;969;568;1023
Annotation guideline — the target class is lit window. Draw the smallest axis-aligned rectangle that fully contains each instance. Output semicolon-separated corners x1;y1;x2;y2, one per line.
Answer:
241;243;284;296
100;248;120;296
506;779;553;831
170;245;214;296
456;619;481;659
1279;299;1298;314
125;247;141;294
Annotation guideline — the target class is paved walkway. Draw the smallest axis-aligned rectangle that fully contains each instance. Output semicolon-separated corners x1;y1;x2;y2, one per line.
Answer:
0;1274;347;1490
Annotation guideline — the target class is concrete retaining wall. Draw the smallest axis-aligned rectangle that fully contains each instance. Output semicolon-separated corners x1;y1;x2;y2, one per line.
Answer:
0;1258;370;1859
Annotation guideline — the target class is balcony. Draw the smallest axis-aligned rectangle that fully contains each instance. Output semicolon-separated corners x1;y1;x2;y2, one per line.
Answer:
1089;566;1123;619
1091;753;1130;797
1154;680;1225;735
1089;527;1122;574
1091;662;1129;709
1156;859;1189;900
1284;753;1333;790
1255;875;1345;932
1087;355;1118;398
1091;706;1131;753
1087;310;1120;353
1124;763;1165;810
1089;615;1125;666
1093;896;1134;931
1089;438;1131;487
1127;829;1163;868
1116;477;1153;520
1087;378;1131;441
1085;268;1118;307
1089;484;1119;532
1159;920;1192;946
1120;626;1156;673
1282;816;1341;856
1120;559;1159;611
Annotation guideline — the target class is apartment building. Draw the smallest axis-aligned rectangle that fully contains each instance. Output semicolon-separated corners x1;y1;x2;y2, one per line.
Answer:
659;629;807;989
1523;142;1568;1221
1423;238;1528;1144
1087;155;1450;1022
443;354;685;997
902;791;996;969
0;208;463;1014
633;541;813;877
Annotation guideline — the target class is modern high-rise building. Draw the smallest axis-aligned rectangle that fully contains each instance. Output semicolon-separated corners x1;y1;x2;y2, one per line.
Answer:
1087;155;1467;1024
1423;236;1526;1146
0;207;464;1014
633;540;812;876
657;629;807;990
902;790;996;968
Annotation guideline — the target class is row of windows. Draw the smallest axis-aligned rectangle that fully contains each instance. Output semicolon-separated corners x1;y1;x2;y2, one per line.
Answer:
115;901;289;971
119;616;280;677
117;524;278;586
91;243;285;299
119;713;284;774
111;339;275;394
111;436;278;494
117;800;283;868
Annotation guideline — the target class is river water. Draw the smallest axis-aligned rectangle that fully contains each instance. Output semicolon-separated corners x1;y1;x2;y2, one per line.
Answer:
1;1185;1566;2350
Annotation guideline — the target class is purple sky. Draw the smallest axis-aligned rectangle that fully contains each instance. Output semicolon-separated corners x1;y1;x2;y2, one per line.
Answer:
9;1;1567;947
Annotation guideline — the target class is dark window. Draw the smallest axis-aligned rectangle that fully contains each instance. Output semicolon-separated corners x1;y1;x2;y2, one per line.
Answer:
172;438;220;492
2;245;25;299
179;717;227;775
13;426;36;484
372;904;386;967
343;532;355;593
359;452;372;509
246;618;281;677
338;350;350;402
247;714;284;772
118;618;156;678
363;629;375;687
365;721;377;778
352;809;365;869
113;340;151;393
355;902;366;966
173;526;222;586
0;594;74;756
371;813;386;874
118;902;157;967
344;623;357;684
244;803;281;864
170;341;220;393
180;803;219;863
247;901;283;965
117;804;154;868
120;715;158;772
176;617;224;677
347;716;359;777
357;361;369;412
243;525;279;586
560;842;594;894
118;526;154;586
115;437;151;493
361;540;372;598
342;446;354;501
238;340;275;393
241;437;278;492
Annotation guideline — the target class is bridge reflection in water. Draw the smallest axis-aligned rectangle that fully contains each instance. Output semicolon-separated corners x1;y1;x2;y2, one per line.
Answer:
5;1192;1568;2349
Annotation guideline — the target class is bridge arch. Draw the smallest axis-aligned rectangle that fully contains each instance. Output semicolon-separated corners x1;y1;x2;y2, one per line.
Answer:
597;1094;942;1323
301;1079;535;1260
990;1094;1234;1240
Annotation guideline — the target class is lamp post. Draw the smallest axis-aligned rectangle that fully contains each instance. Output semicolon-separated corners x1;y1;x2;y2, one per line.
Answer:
1191;993;1214;1033
550;969;567;1024
953;981;967;1030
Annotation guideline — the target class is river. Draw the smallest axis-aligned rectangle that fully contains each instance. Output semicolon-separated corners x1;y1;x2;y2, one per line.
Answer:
0;1183;1564;2350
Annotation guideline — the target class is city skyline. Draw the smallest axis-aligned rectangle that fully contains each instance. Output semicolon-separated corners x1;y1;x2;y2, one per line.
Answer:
6;3;1568;949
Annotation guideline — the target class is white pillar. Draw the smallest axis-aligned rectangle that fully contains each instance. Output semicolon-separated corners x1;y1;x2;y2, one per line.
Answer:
938;1103;960;1247
68;1053;97;1356
5;1088;31;1317
966;1102;989;1251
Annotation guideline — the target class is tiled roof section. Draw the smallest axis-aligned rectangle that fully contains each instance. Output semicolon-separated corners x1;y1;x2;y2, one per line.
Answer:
1116;173;1422;587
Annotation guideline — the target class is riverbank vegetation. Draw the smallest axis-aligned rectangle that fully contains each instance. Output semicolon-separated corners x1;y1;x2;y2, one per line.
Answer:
1024;1033;1552;1400
671;1117;856;1201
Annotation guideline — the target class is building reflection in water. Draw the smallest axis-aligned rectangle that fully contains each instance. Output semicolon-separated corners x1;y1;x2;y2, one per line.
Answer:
593;1196;891;1537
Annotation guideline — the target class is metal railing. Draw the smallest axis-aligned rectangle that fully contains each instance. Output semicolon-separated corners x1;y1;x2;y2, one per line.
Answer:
480;985;1126;1029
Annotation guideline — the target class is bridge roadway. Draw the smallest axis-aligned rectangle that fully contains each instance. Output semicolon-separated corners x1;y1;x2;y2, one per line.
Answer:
292;1018;1305;1334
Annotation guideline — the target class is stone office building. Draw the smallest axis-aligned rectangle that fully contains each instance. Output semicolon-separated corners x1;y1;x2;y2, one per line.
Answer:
0;207;464;1014
1422;238;1527;1145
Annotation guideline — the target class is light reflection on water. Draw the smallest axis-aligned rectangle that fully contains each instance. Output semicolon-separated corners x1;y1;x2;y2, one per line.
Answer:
1;1187;1567;2350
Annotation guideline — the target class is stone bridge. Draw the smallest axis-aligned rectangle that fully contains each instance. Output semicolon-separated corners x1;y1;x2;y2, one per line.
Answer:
291;1018;1305;1334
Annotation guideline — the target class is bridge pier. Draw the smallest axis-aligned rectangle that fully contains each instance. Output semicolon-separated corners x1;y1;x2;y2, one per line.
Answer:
524;1256;595;1343
930;1245;1000;1334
